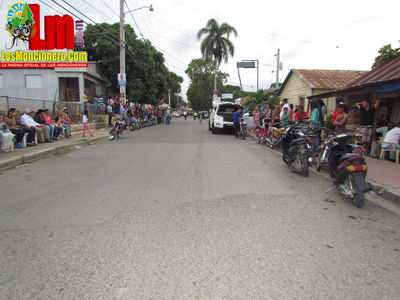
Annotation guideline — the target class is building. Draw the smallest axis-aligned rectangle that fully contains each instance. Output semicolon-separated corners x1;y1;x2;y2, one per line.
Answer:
308;55;400;130
0;61;109;112
277;69;367;111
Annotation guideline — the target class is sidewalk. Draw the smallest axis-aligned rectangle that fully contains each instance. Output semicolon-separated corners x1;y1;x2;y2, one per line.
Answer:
0;124;109;171
246;131;400;205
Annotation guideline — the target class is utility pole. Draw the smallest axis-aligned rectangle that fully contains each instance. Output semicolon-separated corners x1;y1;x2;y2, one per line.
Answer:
256;59;259;91
275;48;280;88
168;89;171;107
119;0;125;101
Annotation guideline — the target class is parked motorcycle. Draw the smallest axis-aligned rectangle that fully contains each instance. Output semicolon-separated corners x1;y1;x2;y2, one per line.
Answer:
255;119;269;144
266;123;284;148
281;123;315;177
239;117;248;139
109;119;126;140
316;128;370;208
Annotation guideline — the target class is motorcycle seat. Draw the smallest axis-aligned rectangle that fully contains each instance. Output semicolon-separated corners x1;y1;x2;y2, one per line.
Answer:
338;153;362;163
289;138;307;147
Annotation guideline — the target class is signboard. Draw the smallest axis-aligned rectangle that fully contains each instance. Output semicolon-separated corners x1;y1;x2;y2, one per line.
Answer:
118;73;126;86
237;61;255;68
222;93;233;100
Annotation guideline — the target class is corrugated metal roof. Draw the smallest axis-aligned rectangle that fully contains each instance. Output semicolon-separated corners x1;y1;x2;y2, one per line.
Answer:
294;69;367;89
347;55;400;86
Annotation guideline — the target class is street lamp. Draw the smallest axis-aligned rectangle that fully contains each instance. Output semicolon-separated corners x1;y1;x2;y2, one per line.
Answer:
120;3;153;102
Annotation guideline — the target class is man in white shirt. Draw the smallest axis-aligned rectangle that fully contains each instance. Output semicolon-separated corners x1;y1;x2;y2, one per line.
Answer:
383;121;400;160
20;108;47;143
279;98;290;119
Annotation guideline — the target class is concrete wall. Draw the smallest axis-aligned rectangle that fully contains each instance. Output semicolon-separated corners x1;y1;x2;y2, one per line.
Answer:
0;68;57;101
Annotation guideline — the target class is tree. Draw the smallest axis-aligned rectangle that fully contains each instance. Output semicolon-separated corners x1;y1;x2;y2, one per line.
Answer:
185;58;228;110
372;44;400;69
77;23;181;105
197;19;237;95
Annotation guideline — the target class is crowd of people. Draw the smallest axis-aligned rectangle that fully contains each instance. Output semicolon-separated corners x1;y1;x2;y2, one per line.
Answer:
236;97;400;161
0;107;79;152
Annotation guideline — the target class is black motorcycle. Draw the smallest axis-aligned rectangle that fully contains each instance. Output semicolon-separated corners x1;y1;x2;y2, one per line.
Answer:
316;129;370;208
109;119;126;140
281;123;315;177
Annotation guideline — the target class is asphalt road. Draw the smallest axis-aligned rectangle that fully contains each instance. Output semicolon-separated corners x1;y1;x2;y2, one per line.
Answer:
1;118;399;299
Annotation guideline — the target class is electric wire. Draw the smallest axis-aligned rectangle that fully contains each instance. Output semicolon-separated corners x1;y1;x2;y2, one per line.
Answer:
81;0;117;23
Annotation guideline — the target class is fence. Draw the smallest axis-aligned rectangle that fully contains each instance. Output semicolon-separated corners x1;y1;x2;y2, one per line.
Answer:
0;96;106;122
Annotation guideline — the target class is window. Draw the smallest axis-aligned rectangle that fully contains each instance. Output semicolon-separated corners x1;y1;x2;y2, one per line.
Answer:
0;75;3;88
25;75;42;88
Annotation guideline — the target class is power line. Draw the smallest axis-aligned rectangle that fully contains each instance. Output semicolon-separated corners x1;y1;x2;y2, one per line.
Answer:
124;0;144;39
99;0;119;19
81;0;116;23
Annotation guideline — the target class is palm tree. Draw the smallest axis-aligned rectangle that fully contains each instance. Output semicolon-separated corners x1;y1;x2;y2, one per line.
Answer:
197;19;237;96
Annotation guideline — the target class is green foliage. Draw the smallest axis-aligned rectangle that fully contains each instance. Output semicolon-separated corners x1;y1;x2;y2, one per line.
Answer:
242;89;280;114
372;44;400;69
220;84;243;99
325;113;334;130
185;58;228;110
77;23;182;106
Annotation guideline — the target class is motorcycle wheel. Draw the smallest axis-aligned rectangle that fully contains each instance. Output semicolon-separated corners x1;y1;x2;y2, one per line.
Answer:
350;174;365;208
301;157;309;177
129;124;135;131
108;129;117;140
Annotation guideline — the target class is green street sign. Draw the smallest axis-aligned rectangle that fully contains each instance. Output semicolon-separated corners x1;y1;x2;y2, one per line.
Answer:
237;61;255;68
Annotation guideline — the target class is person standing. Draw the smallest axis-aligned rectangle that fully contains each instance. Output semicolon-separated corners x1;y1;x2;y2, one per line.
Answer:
183;110;187;120
309;101;322;154
157;108;163;124
233;107;243;139
166;108;171;125
279;98;290;119
252;106;261;134
280;107;290;126
294;105;308;123
333;103;348;133
82;110;94;137
107;102;113;126
355;99;380;154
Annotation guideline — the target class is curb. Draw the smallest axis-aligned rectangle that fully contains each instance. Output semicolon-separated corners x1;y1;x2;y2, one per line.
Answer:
246;132;400;207
0;135;108;171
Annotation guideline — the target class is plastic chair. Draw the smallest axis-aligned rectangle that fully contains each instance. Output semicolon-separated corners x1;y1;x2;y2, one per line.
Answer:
380;143;400;164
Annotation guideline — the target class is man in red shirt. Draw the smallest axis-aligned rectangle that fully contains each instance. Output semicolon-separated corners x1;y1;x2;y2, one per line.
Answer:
295;105;308;123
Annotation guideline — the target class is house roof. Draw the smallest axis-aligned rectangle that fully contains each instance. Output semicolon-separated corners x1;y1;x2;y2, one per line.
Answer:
347;55;400;86
277;69;367;95
307;55;400;100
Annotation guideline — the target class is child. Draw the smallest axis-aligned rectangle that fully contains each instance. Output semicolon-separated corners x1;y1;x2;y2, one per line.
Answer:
82;110;94;137
0;115;15;152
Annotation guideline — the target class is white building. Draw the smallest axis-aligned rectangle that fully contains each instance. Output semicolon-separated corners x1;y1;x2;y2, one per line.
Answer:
0;61;108;111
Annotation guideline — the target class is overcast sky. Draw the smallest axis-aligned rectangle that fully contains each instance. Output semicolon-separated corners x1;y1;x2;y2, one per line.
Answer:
1;0;400;101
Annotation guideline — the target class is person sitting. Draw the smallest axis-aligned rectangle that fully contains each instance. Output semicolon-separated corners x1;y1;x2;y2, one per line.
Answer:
0;115;15;152
20;108;45;145
3;108;25;148
382;121;400;161
33;109;52;142
370;121;394;157
43;109;62;140
55;110;71;138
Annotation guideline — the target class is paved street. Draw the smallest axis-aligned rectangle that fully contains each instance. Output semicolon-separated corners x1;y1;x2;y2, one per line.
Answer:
1;118;399;299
